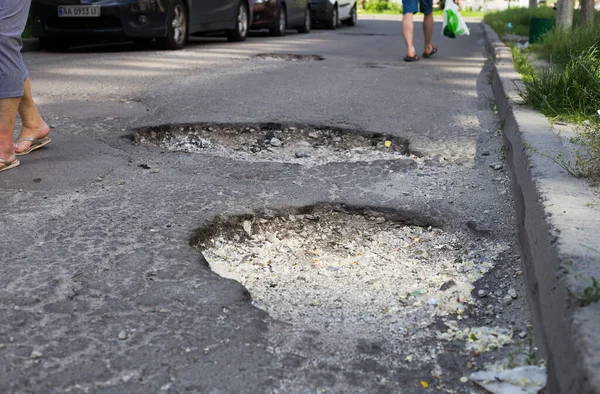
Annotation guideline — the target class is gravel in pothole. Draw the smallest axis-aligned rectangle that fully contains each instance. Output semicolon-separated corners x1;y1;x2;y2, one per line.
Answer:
195;206;515;367
132;124;419;167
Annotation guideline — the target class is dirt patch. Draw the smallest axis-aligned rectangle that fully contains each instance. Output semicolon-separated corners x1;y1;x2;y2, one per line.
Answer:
365;62;408;69
254;53;324;61
132;123;418;167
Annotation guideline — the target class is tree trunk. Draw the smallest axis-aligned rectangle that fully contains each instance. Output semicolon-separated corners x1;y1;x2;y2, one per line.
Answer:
529;0;537;8
360;0;366;9
580;0;595;25
556;0;574;29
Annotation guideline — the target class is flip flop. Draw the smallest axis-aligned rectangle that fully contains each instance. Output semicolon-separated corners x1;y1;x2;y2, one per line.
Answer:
0;158;20;172
423;45;438;58
403;54;420;62
15;136;51;156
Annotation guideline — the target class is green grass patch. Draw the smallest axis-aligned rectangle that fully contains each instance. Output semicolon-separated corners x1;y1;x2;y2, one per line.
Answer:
497;7;600;183
483;7;555;37
534;18;600;66
514;46;600;183
511;45;535;82
521;46;600;123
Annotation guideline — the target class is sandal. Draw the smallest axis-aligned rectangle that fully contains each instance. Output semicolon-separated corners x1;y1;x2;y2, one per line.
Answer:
0;158;20;172
403;54;420;62
423;45;438;58
15;136;51;156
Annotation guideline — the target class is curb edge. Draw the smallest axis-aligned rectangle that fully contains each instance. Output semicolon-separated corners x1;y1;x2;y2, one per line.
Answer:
482;23;600;394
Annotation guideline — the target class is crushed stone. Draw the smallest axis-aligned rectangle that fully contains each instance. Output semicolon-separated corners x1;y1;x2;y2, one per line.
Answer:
132;124;424;167
196;206;515;368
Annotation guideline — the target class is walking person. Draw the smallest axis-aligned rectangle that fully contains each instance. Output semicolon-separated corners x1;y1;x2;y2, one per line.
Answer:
402;0;438;62
1;0;51;172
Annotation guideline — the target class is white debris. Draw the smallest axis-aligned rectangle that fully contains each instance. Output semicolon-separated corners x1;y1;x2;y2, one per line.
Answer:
242;220;253;237
438;321;513;353
30;351;42;359
470;365;547;394
198;207;512;362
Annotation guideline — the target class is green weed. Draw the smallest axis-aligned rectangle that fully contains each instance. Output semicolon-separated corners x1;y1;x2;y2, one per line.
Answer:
579;277;600;306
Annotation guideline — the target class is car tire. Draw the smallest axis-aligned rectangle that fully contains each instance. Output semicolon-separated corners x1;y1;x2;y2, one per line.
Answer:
226;1;249;42
297;6;311;33
270;5;287;36
158;0;188;50
326;5;338;29
343;4;357;26
40;38;71;52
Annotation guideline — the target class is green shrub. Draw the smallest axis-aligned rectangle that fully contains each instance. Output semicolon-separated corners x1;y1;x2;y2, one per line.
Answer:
364;0;403;13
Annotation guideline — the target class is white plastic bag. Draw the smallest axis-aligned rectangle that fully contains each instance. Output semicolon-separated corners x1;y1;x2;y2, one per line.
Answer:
443;0;470;38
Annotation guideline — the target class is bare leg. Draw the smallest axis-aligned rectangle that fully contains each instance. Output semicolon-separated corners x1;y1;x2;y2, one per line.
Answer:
423;12;435;54
15;78;50;154
0;97;21;167
402;12;416;58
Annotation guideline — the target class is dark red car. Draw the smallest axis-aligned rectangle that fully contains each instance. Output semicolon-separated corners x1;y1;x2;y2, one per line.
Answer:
251;0;311;36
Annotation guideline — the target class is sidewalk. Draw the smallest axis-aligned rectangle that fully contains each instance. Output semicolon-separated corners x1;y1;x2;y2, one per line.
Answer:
484;23;600;394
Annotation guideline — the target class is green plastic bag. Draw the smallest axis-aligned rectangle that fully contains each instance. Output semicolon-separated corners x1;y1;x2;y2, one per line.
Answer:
443;0;470;38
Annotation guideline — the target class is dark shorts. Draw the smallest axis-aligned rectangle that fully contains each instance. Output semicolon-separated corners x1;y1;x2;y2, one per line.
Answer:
402;0;433;14
0;0;31;98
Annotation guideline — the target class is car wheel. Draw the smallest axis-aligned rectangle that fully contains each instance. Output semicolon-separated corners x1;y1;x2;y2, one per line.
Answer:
40;38;72;52
270;5;287;36
326;5;338;29
297;6;311;34
158;0;188;50
226;1;249;42
343;4;357;26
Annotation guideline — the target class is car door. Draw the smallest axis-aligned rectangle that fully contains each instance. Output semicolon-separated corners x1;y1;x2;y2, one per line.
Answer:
338;0;353;21
209;0;237;23
191;0;214;25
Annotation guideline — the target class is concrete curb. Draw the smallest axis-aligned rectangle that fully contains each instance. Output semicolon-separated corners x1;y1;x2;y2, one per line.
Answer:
482;23;600;394
21;38;41;52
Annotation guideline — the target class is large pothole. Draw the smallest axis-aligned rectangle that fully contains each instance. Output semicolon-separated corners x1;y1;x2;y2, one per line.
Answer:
193;205;514;367
133;123;419;167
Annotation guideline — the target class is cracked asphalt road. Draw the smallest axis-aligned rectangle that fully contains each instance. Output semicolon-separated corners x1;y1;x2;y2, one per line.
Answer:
1;16;532;393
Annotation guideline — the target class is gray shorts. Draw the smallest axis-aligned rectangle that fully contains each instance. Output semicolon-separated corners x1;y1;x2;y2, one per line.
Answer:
0;0;32;99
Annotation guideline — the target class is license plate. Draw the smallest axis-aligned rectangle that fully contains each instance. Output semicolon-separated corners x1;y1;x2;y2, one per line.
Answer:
58;6;101;17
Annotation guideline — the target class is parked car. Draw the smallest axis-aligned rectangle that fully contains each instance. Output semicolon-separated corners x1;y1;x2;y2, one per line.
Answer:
251;0;311;36
30;0;254;50
311;0;356;29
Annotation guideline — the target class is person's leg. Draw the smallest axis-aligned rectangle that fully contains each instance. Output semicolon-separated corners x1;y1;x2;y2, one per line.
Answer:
402;0;419;59
402;13;416;58
423;12;434;54
0;97;21;169
14;78;50;154
421;0;435;55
